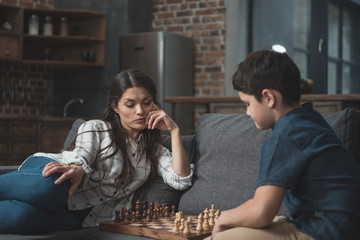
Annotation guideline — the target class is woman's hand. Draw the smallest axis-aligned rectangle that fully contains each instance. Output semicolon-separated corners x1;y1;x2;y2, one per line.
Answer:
146;105;178;133
42;161;85;196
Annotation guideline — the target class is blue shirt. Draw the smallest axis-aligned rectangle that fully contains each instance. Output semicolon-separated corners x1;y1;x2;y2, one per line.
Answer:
257;102;360;240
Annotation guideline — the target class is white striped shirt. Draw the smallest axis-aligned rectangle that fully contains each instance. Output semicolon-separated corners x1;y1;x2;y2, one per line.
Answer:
34;119;194;227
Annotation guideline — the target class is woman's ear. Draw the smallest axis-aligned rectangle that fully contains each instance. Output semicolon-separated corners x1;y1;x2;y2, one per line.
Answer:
112;105;119;114
262;89;276;108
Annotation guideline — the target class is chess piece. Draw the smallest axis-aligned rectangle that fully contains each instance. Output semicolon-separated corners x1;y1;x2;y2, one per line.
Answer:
114;210;121;223
171;205;176;216
124;212;130;224
203;208;210;231
210;205;215;219
183;220;191;234
146;209;152;222
142;208;147;219
215;209;221;221
143;198;148;212
179;218;185;231
136;200;142;221
196;213;203;232
209;215;215;228
121;207;127;220
154;208;159;219
164;206;169;217
132;212;136;222
173;219;180;233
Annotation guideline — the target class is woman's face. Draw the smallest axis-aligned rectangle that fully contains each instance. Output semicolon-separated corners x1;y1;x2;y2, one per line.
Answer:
113;86;154;139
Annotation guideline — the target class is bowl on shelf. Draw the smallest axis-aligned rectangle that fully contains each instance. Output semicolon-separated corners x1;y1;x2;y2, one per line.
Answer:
301;78;313;94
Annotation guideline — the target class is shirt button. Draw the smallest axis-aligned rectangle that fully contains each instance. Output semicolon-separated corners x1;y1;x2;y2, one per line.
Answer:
132;153;136;156
100;198;103;201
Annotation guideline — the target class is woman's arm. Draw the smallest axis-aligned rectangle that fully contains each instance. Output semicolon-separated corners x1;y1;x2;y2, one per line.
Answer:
146;106;191;177
42;120;106;196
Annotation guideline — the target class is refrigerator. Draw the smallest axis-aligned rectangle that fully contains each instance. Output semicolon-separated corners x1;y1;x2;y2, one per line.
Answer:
119;32;194;131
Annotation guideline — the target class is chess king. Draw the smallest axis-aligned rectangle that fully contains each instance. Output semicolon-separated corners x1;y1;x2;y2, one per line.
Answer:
0;69;194;234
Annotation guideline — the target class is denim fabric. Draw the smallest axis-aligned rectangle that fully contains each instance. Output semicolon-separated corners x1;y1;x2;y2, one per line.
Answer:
0;156;87;234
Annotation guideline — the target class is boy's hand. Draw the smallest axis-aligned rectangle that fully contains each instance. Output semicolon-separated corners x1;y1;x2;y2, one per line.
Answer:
42;161;85;196
212;210;231;234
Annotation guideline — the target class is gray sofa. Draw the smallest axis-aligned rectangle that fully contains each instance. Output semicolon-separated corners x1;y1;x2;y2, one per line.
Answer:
1;107;359;240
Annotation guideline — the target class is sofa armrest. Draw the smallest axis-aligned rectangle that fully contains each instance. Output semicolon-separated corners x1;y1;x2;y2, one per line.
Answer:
0;165;19;175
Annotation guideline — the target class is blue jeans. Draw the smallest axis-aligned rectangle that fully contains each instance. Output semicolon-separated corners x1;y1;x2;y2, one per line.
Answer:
0;156;89;234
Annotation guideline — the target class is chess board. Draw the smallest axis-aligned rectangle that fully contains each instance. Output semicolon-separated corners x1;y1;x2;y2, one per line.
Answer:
99;214;212;240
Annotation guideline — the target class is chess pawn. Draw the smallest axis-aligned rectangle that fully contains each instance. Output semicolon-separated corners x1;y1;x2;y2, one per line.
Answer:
173;219;180;233
176;211;182;221
202;209;210;231
215;209;221;221
136;200;141;220
183;220;191;234
132;212;136;222
121;207;127;220
179;218;185;231
114;210;121;223
143;198;148;212
124;212;130;224
142;208;147;219
164;206;169;217
209;215;215;228
196;213;203;232
171;205;176;216
146;209;152;222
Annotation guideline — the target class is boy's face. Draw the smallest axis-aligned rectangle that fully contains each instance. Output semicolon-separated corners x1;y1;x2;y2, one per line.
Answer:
238;91;274;130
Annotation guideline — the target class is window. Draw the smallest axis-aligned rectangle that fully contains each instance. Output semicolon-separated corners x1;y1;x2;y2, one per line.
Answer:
328;1;360;93
225;0;360;95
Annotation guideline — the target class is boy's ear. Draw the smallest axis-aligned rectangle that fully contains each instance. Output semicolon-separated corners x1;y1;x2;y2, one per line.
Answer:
262;89;276;108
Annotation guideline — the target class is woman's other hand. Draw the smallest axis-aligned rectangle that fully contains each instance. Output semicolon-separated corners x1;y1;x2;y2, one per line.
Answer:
42;161;85;196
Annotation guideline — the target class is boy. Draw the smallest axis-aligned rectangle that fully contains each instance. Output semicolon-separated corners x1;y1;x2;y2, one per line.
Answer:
207;50;360;240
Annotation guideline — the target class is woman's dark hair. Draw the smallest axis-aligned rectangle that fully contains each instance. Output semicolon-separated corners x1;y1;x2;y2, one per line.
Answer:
232;50;301;106
91;69;162;197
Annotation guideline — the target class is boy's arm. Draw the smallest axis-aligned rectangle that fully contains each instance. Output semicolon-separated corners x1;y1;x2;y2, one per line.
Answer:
212;185;286;234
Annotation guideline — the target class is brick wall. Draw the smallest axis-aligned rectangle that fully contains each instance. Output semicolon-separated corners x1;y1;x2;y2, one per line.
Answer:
0;0;54;116
152;0;226;121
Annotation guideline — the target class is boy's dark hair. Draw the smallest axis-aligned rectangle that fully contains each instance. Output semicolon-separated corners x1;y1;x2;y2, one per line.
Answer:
232;50;301;106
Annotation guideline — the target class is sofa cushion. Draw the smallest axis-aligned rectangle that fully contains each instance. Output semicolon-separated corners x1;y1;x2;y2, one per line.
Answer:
323;107;360;164
178;113;285;214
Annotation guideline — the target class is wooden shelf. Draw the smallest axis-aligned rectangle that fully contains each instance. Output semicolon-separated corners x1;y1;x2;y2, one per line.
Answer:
22;59;104;67
0;3;106;67
164;94;360;116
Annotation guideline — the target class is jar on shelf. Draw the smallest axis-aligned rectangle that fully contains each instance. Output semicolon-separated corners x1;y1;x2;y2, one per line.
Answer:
28;14;39;35
60;17;69;36
43;16;53;36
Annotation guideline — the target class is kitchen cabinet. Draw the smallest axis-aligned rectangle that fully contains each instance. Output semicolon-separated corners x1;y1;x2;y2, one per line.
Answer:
0;3;106;67
0;117;75;166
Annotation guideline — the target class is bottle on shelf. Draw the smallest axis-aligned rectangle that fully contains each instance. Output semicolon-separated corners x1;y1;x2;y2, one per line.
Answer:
59;17;69;36
43;16;53;36
28;14;39;35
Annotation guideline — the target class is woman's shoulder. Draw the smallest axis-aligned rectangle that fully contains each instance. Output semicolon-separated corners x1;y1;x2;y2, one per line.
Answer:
79;119;111;131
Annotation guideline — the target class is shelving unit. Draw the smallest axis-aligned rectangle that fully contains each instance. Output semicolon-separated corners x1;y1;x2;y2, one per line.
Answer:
0;3;106;67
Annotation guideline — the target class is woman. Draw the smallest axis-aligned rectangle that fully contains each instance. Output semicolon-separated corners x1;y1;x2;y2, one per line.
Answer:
0;69;193;234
